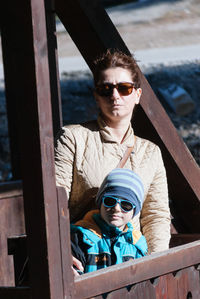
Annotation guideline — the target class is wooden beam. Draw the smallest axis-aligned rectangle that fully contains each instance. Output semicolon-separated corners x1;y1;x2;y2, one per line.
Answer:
170;234;200;248
0;181;22;200
55;0;200;232
57;186;74;298
132;100;200;233
1;0;67;298
0;287;30;299
44;0;63;136
1;0;62;180
74;241;200;299
1;8;23;180
55;0;129;69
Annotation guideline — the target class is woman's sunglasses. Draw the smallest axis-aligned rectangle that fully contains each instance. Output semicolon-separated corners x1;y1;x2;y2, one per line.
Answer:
102;196;135;212
95;82;135;97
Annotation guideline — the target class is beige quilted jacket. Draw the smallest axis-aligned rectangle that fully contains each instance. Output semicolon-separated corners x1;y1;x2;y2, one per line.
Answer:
55;116;171;254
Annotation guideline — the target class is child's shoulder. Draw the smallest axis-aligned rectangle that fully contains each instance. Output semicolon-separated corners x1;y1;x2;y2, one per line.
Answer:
70;210;102;241
133;232;148;256
128;224;148;256
131;229;142;245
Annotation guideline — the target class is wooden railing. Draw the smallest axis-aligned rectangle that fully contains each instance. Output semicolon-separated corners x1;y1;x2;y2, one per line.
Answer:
1;181;200;299
1;0;200;298
74;241;200;299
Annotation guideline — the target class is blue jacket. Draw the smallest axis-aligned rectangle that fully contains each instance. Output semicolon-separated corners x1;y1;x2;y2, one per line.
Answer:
71;210;148;273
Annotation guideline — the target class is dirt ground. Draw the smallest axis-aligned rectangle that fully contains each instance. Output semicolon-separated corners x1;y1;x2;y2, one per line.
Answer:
0;0;199;64
56;0;200;58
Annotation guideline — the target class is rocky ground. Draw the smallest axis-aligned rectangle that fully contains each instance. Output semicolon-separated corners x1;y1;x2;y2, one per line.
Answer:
0;0;199;181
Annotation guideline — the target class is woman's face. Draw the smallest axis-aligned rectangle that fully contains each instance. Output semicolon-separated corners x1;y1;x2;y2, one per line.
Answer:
94;67;142;124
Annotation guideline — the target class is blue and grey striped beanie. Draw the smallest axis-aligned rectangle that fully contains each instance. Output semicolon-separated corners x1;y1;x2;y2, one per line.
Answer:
96;168;144;215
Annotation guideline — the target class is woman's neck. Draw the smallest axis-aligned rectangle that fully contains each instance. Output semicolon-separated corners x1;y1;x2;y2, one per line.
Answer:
103;117;131;144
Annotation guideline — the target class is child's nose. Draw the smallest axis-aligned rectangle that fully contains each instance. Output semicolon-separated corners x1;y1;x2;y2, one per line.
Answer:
113;203;121;212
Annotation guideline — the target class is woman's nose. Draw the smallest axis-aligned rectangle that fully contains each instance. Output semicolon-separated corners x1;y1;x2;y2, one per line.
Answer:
110;87;120;100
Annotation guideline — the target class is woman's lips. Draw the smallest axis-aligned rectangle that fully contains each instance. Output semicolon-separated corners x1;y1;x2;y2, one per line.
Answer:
112;104;122;108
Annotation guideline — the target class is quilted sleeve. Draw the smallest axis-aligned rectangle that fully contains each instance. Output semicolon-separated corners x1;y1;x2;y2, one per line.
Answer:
140;146;171;254
54;127;75;199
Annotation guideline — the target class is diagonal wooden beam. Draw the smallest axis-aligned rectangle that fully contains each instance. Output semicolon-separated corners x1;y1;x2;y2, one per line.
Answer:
55;0;129;69
55;0;200;232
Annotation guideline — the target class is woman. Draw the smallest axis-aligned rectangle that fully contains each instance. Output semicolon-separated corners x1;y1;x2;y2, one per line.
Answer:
55;50;171;256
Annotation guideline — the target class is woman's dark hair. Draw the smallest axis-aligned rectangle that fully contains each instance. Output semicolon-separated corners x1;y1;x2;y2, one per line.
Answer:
93;49;141;88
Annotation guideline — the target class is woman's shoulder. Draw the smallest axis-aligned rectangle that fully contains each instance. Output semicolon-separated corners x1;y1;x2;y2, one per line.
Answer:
135;135;160;152
56;119;99;142
134;135;164;169
61;119;99;135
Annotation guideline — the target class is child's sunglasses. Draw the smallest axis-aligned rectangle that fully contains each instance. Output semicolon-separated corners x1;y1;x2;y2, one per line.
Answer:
102;196;135;212
95;82;135;97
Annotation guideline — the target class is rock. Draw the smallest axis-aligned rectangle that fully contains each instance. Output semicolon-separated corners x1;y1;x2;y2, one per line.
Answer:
158;84;195;116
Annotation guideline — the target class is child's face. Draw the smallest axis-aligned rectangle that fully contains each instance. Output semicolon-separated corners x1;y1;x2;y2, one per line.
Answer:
100;200;134;231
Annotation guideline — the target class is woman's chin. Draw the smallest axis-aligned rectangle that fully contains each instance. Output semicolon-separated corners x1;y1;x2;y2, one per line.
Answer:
108;110;125;118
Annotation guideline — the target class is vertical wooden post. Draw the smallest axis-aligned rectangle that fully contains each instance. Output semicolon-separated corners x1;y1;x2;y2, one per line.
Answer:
57;187;74;298
1;0;73;298
44;0;63;136
1;0;62;180
1;7;23;180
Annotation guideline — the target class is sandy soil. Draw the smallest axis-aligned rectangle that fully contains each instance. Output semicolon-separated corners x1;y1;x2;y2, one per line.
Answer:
56;0;200;58
0;0;199;63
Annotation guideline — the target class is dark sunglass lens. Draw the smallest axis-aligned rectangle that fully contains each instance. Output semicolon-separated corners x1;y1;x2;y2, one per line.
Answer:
120;200;133;211
103;197;116;207
118;83;133;96
96;84;113;97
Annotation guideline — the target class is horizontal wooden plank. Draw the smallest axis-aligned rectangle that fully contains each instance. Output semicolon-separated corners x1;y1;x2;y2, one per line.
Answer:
75;240;200;299
0;181;22;200
0;287;30;299
99;267;200;299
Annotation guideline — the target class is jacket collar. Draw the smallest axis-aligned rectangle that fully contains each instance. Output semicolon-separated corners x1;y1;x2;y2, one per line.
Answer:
74;209;133;241
93;213;133;239
97;115;135;146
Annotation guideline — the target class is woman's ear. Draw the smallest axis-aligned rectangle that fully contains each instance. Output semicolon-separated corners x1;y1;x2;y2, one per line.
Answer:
135;88;142;104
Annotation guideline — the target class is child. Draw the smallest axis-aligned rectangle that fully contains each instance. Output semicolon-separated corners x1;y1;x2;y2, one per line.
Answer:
70;168;148;274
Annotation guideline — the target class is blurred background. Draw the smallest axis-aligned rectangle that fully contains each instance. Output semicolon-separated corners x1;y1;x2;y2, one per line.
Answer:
0;0;200;181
